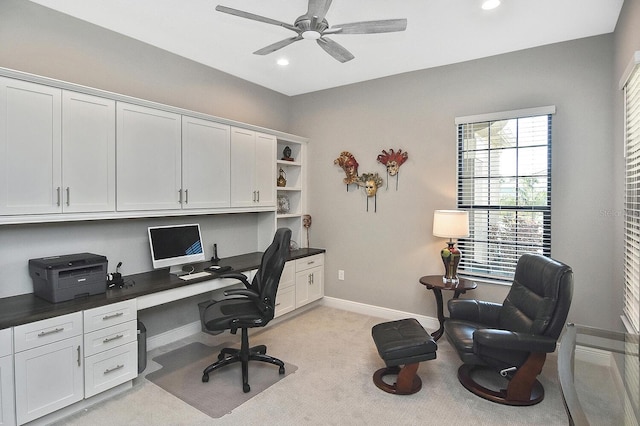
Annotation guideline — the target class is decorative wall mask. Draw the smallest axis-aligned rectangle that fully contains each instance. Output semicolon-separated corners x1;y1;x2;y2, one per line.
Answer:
377;149;408;189
358;172;383;212
303;214;312;248
334;151;360;189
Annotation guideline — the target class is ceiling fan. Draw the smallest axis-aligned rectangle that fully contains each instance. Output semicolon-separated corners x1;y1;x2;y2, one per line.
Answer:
215;0;407;63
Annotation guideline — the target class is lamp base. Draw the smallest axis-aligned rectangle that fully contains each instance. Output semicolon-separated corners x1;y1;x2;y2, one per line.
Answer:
441;241;461;285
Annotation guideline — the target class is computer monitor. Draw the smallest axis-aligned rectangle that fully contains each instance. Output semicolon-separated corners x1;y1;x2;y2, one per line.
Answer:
148;223;205;275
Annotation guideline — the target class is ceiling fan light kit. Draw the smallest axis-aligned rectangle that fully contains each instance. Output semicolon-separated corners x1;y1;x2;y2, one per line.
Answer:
215;0;407;63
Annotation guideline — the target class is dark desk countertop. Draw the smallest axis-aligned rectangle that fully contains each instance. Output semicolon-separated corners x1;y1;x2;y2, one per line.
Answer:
0;248;325;330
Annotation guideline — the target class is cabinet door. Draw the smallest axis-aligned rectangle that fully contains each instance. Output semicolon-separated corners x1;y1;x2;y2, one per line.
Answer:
182;116;230;209
62;91;115;213
295;265;324;308
116;103;181;211
230;127;256;207
0;355;14;426
0;77;62;215
14;335;83;425
254;132;276;207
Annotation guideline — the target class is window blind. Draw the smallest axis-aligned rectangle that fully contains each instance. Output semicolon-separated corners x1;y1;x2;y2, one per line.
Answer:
456;107;553;283
623;54;640;334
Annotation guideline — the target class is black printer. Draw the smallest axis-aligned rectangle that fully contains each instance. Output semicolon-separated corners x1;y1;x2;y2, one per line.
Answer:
29;253;108;303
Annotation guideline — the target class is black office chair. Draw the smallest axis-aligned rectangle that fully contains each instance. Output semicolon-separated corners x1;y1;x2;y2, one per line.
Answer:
444;253;573;405
198;228;291;393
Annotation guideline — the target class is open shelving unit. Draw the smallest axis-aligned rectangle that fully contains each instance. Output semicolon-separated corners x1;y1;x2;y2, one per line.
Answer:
275;139;307;248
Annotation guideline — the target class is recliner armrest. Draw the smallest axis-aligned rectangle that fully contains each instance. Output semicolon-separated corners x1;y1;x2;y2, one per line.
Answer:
448;299;502;326
474;329;558;353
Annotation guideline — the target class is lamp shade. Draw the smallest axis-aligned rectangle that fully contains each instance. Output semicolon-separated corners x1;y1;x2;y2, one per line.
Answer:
433;210;469;239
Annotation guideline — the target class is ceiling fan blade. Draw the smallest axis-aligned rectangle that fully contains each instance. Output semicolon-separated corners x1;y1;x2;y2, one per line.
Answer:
327;19;407;35
216;5;299;33
316;37;354;63
306;0;332;21
254;36;303;55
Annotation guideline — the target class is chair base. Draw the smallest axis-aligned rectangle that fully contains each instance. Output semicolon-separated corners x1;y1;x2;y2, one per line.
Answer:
457;364;545;406
202;328;285;393
373;364;422;395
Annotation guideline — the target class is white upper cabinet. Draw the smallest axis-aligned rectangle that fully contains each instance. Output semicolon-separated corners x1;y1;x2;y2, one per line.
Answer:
116;102;182;211
62;91;116;213
181;116;231;209
0;77;62;215
230;127;275;208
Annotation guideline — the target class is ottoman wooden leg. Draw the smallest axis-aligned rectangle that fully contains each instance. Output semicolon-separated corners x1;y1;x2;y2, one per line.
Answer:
373;363;422;395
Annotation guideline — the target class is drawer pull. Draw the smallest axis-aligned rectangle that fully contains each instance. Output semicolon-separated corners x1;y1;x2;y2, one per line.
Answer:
307;261;315;265
38;327;64;337
104;364;124;374
103;334;124;343
77;345;81;366
103;312;124;320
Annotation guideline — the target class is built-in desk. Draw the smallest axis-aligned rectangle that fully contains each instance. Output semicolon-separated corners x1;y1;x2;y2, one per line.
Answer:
0;248;325;330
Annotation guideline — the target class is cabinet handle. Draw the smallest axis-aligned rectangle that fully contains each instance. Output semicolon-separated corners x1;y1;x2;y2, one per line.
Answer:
77;345;81;367
66;187;70;206
256;190;260;202
103;312;124;320
252;191;256;202
103;334;124;343
185;189;189;204
307;261;315;265
104;364;124;374
275;302;281;307
56;187;61;206
178;189;183;204
38;327;64;337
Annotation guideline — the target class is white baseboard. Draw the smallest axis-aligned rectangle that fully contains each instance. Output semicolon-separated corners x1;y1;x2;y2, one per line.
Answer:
147;320;202;351
320;296;440;331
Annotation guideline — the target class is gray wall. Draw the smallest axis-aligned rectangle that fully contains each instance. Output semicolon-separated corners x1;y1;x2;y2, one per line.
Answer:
290;35;619;329
1;0;638;332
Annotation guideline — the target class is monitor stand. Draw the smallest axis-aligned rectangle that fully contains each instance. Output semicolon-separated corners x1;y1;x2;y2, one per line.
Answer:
169;264;190;276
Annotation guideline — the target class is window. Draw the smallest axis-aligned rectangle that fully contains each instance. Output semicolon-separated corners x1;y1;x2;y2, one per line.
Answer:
623;52;640;334
455;106;554;283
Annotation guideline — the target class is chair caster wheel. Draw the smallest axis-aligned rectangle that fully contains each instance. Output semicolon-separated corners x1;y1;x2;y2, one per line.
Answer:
279;366;285;375
243;383;250;393
202;374;209;383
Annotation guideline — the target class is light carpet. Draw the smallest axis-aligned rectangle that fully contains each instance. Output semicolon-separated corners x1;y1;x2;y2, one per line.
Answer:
52;305;571;425
146;341;298;418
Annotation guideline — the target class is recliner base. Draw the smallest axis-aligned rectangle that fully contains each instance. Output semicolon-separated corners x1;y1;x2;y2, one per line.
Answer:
373;364;422;395
457;364;544;406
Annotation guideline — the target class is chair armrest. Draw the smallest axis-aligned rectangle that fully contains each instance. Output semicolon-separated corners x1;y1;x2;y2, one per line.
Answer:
217;272;252;289
448;299;502;326
223;288;260;300
474;329;558;353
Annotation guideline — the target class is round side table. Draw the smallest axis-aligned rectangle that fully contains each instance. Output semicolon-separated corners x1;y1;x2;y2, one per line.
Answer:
418;275;477;341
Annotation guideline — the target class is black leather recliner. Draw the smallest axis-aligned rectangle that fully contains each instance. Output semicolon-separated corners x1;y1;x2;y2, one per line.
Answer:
198;228;291;393
444;253;573;405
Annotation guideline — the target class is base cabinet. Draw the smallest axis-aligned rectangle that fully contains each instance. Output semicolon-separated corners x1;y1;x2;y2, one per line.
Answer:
83;300;138;398
0;329;14;426
275;254;324;318
13;311;84;425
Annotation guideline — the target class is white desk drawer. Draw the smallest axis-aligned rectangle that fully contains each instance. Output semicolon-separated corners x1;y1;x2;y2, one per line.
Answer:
0;328;11;357
84;299;136;333
279;262;295;289
14;311;82;353
295;254;324;272
85;340;137;398
275;285;295;318
84;319;137;357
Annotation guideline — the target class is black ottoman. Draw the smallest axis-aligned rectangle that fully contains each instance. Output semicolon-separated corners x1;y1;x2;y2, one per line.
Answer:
371;318;437;395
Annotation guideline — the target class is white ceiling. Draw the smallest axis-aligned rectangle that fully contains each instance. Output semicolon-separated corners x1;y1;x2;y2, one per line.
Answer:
28;0;623;96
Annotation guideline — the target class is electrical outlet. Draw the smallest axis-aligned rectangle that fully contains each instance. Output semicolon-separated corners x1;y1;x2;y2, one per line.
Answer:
338;270;345;280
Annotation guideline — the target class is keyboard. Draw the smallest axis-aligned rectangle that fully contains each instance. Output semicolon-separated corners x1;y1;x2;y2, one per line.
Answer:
178;271;212;281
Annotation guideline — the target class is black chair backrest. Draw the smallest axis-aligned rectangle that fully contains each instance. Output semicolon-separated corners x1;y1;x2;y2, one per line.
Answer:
498;254;573;339
251;228;291;318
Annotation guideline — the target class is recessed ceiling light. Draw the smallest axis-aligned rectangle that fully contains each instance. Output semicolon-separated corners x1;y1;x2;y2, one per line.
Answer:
482;0;501;10
277;58;289;66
